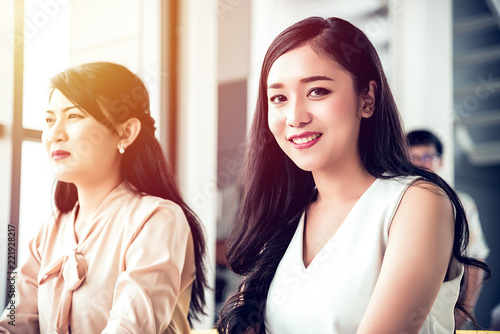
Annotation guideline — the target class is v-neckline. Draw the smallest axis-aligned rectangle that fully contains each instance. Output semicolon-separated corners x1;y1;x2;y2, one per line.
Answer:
300;178;379;270
70;183;125;247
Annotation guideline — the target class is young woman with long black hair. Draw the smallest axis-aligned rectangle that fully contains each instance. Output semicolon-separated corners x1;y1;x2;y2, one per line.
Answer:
0;62;207;333
217;17;490;333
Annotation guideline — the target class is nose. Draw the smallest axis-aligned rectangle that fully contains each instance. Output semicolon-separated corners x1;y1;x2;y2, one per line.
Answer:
286;97;312;127
46;118;68;143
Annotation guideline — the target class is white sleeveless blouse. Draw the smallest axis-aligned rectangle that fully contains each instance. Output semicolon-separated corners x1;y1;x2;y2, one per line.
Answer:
265;176;463;334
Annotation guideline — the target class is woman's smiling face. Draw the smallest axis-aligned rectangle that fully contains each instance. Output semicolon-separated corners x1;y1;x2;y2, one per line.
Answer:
267;45;374;173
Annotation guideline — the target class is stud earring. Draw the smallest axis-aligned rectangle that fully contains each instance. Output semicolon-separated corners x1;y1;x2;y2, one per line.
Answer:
119;143;125;154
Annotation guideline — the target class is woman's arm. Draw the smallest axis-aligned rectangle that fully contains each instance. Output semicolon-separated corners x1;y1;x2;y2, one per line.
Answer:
455;263;485;329
102;204;194;334
357;181;455;334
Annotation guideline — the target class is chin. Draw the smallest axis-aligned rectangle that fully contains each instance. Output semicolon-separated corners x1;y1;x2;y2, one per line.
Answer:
54;176;75;184
52;170;78;184
291;160;321;173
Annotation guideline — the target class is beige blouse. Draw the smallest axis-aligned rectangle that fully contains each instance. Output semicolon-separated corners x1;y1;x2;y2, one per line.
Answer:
0;184;196;334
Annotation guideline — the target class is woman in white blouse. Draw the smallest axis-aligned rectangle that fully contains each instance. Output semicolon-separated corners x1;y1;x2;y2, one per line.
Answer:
217;17;490;334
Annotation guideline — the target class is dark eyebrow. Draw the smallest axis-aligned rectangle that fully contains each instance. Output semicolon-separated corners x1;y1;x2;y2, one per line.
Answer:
268;76;334;90
45;106;80;114
299;76;334;84
268;83;284;89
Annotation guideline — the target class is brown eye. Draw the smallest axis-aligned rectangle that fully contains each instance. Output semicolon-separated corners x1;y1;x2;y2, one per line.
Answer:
308;87;331;98
68;113;84;119
270;94;287;104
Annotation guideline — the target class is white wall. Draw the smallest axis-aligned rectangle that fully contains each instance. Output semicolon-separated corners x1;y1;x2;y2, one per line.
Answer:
0;0;15;307
177;0;218;328
71;0;139;68
70;0;162;135
218;0;251;84
389;0;454;183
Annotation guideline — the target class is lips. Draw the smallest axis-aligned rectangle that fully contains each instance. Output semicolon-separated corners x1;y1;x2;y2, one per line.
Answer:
51;150;71;161
288;132;322;149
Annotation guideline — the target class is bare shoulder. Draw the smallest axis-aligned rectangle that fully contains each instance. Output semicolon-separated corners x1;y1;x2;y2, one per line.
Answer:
358;178;456;333
390;178;454;237
399;178;452;212
406;178;447;197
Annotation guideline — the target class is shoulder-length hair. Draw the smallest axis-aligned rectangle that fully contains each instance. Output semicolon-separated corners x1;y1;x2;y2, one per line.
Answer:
217;17;489;333
50;62;207;322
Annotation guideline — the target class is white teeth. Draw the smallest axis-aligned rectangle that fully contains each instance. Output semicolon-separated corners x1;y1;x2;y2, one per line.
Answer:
291;133;320;144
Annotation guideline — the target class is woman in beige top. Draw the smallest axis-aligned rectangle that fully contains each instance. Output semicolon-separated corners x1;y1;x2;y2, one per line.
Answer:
0;62;207;333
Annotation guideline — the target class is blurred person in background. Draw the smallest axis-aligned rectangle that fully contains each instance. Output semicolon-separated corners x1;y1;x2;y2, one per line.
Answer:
407;129;490;329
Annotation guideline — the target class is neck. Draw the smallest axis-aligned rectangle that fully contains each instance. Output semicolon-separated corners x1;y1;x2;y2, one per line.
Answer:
74;176;122;221
311;157;375;205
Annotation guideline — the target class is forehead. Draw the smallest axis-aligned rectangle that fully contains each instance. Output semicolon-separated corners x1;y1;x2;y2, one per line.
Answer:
48;89;75;109
409;144;438;155
267;45;349;85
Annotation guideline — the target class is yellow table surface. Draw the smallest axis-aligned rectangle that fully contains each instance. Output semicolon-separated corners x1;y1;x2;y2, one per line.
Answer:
192;330;500;334
456;331;500;333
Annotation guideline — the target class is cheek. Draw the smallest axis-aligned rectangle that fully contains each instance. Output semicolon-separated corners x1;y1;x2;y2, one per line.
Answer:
321;98;359;124
86;131;117;159
41;131;51;154
267;114;290;156
71;125;114;163
80;122;114;147
84;122;111;142
267;110;284;139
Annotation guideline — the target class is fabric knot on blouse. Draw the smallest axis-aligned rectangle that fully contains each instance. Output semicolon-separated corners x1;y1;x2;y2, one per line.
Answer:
38;249;88;334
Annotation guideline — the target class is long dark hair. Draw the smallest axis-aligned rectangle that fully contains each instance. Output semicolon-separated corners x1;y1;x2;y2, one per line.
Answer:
50;62;207;322
217;17;490;333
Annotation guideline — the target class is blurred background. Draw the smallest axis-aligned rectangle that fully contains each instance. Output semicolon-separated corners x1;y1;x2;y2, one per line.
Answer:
0;0;499;329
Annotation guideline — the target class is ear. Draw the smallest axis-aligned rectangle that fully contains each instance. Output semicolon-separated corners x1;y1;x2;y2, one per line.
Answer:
437;156;444;169
360;80;377;119
116;117;141;151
